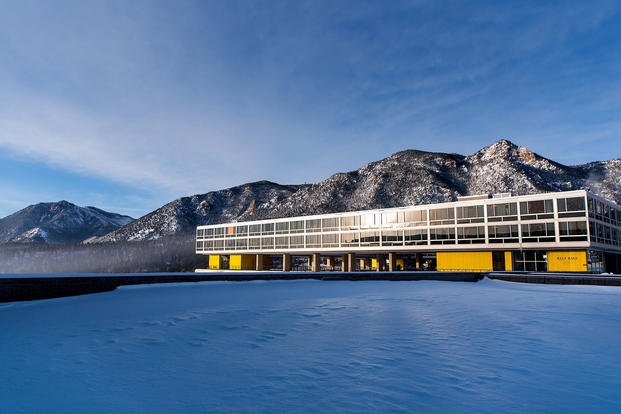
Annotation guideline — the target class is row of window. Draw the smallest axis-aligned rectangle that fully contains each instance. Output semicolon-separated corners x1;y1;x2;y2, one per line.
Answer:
198;196;591;239
196;222;591;251
589;198;621;225
590;222;621;246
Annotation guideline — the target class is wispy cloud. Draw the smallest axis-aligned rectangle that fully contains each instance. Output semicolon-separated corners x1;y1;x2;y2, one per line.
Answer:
0;0;620;217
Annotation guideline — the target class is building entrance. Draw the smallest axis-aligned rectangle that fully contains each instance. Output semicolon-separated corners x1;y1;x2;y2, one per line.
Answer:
492;251;506;271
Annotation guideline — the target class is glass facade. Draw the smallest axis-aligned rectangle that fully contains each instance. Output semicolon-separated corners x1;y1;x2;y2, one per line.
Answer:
196;190;620;254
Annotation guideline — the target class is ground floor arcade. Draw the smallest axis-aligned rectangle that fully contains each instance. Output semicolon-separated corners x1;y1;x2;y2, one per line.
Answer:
199;249;620;274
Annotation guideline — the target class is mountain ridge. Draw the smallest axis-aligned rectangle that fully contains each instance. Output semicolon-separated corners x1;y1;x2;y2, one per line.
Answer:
91;139;621;244
3;139;619;247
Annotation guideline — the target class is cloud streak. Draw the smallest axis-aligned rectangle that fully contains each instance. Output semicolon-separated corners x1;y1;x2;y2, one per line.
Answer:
0;0;620;217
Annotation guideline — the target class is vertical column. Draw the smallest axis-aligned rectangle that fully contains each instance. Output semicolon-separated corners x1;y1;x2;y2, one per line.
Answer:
347;253;355;272
326;256;334;271
256;254;264;271
388;252;396;272
283;254;291;272
416;253;422;270
341;254;348;272
311;253;321;272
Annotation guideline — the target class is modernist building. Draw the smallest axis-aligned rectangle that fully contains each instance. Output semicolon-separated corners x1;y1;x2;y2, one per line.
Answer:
196;190;621;273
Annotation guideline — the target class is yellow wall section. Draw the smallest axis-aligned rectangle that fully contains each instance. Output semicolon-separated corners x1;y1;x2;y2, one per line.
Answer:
547;251;587;272
437;252;493;272
396;258;405;270
209;255;220;270
230;254;255;270
504;252;513;271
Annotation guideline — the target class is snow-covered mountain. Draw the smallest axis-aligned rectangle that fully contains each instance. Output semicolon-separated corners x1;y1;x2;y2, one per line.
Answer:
90;139;621;243
0;201;133;245
89;181;303;243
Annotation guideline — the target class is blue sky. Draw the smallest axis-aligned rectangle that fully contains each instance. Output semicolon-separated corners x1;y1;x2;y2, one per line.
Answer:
1;0;620;218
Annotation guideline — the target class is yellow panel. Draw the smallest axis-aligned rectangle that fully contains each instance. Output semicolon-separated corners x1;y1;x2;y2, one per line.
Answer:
230;255;241;270
437;251;492;272
504;251;513;271
209;255;220;270
396;258;405;270
371;258;377;270
547;251;587;272
230;254;255;270
241;254;255;270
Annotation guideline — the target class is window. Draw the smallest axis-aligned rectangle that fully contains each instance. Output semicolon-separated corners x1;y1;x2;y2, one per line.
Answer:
275;222;289;234
235;225;248;236
225;239;235;250
513;250;547;272
360;214;380;228
341;232;359;247
341;215;360;229
322;217;339;232
197;229;205;238
557;197;586;218
521;223;555;242
236;238;247;250
457;226;485;244
214;227;225;238
382;212;402;226
404;229;428;245
322;233;339;247
520;199;554;220
558;221;588;241
430;227;455;245
487;203;518;222
360;231;380;246
249;224;261;236
305;234;321;248
249;238;260;248
429;208;455;225
456;206;484;224
488;225;519;243
275;236;288;249
196;240;204;250
404;210;427;226
306;219;322;232
261;237;274;249
382;230;403;246
290;235;304;248
261;223;274;235
290;220;304;233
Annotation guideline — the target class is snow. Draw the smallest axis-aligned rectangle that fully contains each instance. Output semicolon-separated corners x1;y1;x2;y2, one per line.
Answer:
2;279;621;413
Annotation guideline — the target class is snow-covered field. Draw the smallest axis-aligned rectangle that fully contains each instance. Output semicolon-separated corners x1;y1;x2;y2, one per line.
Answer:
2;279;621;413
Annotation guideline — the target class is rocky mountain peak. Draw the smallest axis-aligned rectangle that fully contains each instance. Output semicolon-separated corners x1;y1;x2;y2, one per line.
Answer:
475;139;519;161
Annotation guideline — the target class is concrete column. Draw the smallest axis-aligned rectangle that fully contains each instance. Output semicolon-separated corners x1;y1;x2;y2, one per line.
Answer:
326;256;334;271
375;254;383;272
256;254;264;271
282;254;291;272
416;253;422;270
341;254;348;272
347;253;355;272
388;252;396;272
311;253;321;272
